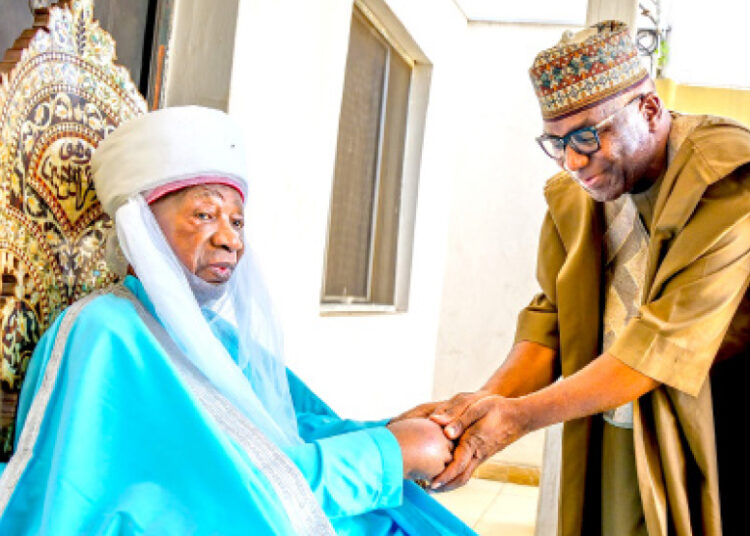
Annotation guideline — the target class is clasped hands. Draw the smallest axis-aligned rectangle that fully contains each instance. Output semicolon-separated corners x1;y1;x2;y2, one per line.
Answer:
387;391;528;492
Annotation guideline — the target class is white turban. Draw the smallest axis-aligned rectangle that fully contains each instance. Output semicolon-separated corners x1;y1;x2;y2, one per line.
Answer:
89;106;301;448
91;106;248;217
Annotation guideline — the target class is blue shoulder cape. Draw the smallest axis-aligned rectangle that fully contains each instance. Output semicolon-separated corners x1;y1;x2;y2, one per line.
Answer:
0;277;474;535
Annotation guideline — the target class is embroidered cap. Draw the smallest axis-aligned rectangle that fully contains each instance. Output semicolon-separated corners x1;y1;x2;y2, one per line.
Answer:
529;20;649;121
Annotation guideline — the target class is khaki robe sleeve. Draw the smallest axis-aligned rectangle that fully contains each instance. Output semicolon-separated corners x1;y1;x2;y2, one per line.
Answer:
514;211;564;351
609;177;750;396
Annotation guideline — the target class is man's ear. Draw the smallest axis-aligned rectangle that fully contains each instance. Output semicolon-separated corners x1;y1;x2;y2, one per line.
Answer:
641;92;663;132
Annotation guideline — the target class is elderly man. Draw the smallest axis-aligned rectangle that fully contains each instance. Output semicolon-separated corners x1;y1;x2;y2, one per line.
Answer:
399;20;750;536
0;107;474;535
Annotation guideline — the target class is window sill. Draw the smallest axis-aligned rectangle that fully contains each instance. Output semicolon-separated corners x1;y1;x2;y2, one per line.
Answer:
319;303;402;316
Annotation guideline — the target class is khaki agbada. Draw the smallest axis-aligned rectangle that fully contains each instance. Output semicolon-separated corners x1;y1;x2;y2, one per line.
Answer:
516;115;750;536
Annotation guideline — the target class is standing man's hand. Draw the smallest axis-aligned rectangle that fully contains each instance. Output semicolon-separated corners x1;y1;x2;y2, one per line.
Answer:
428;390;495;425
427;353;660;491
386;418;454;481
389;401;443;424
389;390;499;427
430;395;528;491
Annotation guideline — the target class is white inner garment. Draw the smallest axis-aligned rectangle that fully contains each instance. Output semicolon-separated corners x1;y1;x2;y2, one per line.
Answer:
114;195;301;447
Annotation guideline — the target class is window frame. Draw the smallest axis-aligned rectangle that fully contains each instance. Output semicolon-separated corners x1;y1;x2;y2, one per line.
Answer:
320;0;431;315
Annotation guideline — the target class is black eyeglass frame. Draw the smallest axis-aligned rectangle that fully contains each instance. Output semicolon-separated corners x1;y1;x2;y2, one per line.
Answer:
535;94;646;160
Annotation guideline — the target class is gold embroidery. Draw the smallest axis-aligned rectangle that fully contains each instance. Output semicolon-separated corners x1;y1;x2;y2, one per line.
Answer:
602;196;649;428
0;0;147;457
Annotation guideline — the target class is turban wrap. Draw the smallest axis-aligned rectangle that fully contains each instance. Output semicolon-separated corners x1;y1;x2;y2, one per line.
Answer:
89;106;301;448
92;106;248;216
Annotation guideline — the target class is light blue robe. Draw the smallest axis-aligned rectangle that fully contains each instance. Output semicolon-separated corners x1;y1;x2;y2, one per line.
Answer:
0;276;474;535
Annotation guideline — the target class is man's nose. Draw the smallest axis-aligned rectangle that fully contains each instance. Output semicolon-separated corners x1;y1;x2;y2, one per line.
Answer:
213;221;243;252
563;145;589;172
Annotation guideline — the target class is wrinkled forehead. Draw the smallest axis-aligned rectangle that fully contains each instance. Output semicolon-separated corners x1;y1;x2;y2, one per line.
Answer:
182;183;245;205
542;104;605;137
153;183;246;211
541;88;638;137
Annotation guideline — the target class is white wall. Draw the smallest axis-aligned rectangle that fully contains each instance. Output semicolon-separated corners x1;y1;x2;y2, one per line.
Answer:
229;0;467;419
430;22;572;466
454;0;587;25
663;0;750;88
432;23;566;404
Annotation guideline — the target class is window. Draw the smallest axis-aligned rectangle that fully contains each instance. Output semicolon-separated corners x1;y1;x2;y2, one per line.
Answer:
322;3;423;311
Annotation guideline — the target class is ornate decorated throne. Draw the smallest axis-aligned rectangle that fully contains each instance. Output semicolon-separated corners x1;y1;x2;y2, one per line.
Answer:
0;0;147;460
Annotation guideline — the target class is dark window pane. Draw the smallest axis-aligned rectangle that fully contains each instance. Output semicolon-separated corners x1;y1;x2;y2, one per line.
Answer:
0;4;32;62
94;0;154;92
324;9;387;300
1;0;154;93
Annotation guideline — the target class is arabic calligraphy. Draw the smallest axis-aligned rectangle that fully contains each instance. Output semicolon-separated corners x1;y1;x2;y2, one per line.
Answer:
38;139;95;212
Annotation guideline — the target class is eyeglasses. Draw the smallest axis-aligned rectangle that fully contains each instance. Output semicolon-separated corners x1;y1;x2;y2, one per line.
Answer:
536;94;645;161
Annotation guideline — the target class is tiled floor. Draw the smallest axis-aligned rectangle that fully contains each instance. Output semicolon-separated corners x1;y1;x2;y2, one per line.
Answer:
433;478;539;535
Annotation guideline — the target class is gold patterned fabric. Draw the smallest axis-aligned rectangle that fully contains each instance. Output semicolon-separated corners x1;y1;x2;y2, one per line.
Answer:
0;0;147;459
601;195;649;428
515;115;750;536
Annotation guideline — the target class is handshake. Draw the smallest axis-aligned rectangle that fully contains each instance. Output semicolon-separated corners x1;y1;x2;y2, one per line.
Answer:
386;391;527;492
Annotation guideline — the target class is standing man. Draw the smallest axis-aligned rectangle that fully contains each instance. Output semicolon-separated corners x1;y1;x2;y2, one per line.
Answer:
399;20;750;535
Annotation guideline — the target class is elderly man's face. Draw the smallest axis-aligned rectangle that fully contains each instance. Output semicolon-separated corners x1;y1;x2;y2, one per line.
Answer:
542;92;656;202
150;184;244;283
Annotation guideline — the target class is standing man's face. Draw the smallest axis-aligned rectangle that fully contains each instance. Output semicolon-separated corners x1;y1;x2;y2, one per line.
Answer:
542;93;654;202
150;184;245;283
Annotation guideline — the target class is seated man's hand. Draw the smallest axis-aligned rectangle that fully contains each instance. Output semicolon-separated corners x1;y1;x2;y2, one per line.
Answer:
430;395;527;492
386;418;454;481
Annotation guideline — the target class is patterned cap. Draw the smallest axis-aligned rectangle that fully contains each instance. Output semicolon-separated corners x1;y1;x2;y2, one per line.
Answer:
529;20;648;121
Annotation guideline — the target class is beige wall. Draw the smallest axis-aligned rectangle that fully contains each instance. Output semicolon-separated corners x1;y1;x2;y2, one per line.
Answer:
656;78;750;126
164;0;239;110
586;0;637;28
